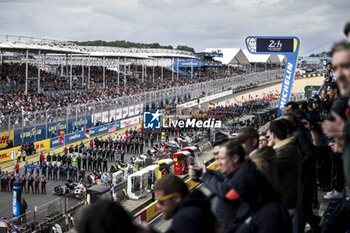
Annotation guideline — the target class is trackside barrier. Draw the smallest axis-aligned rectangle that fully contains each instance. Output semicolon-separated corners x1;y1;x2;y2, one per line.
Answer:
134;160;220;223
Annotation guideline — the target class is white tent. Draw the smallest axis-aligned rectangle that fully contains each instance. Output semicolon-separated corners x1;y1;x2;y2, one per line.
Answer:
243;49;281;64
204;48;249;65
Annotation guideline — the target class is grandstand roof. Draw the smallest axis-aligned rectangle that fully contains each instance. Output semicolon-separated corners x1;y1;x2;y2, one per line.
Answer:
0;35;85;54
0;35;196;59
243;49;281;64
204;48;249;65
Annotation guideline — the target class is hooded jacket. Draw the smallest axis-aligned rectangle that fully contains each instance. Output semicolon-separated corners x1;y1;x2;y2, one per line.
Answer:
165;189;215;233
249;146;278;190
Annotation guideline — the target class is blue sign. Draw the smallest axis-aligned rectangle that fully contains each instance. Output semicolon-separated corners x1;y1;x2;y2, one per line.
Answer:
143;111;161;129
14;124;46;145
50;136;64;148
64;131;86;144
89;125;109;137
13;181;22;218
245;36;301;116
47;120;67;137
14;115;92;146
67;116;92;132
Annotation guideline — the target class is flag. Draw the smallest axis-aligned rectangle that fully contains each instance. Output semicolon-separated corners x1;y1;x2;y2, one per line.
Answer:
86;130;90;138
10;149;15;160
59;135;64;143
225;100;230;104
209;103;215;108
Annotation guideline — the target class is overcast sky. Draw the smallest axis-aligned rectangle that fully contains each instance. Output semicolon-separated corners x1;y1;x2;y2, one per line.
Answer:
0;0;349;55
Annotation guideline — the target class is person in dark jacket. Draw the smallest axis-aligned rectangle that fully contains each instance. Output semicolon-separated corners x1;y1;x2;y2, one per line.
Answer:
190;140;291;233
144;174;215;233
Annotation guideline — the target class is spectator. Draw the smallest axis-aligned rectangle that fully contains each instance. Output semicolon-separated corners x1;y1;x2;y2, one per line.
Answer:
267;119;302;214
76;200;137;233
237;127;278;189
148;174;215;233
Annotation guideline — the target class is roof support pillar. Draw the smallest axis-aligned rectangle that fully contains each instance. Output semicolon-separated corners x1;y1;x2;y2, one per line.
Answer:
124;57;126;87
171;57;174;82
177;57;179;80
25;49;28;95
117;57;120;87
161;57;163;82
152;59;155;83
70;53;73;90
37;50;41;93
82;62;84;89
103;56;106;88
88;55;91;89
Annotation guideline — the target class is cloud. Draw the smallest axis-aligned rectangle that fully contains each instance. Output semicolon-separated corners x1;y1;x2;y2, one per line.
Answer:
0;0;349;55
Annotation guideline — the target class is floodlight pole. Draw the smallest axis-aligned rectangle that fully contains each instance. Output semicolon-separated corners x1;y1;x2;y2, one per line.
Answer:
25;49;28;95
103;56;106;88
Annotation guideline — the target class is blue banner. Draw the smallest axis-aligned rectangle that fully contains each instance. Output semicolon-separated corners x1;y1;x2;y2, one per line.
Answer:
245;36;301;116
50;136;64;148
14;124;46;145
13;181;22;218
89;125;109;137
14;115;92;146
47;120;67;137
67;116;92;132
64;131;86;144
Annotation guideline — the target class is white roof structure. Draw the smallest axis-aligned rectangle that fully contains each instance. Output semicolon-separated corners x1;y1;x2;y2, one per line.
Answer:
204;48;250;65
0;35;196;59
0;35;84;54
243;49;281;64
278;55;287;64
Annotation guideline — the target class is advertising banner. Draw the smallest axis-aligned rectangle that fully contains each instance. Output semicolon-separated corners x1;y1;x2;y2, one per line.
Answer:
122;107;129;118
135;104;141;115
245;36;301;116
14;124;46;145
0;130;14;149
47;120;67;138
0;146;21;163
67;116;91;131
102;111;109;123
34;139;50;152
50;136;64;148
108;122;121;133
93;113;102;124
115;108;122;120
110;110;116;122
64;131;86;144
129;105;135;117
89;125;109;137
120;116;140;129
